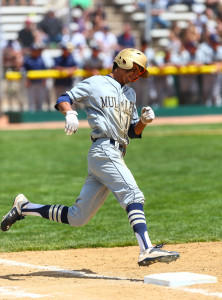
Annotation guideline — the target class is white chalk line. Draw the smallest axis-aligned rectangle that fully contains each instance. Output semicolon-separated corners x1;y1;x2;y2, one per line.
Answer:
0;287;46;298
0;258;137;281
173;287;222;298
0;258;221;299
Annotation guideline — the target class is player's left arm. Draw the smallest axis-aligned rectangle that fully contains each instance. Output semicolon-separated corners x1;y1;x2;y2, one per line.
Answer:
135;106;155;135
133;120;147;136
128;106;155;138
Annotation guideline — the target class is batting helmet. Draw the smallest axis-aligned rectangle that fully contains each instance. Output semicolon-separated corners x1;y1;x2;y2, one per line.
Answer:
114;48;149;78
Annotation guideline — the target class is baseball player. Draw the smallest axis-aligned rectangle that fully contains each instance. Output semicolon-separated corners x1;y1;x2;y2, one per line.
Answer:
1;48;180;266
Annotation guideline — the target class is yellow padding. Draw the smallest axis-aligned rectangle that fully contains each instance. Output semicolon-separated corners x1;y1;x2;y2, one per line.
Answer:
5;64;222;81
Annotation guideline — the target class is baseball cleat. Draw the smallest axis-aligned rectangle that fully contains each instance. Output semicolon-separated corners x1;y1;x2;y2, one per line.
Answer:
138;245;180;266
1;194;29;232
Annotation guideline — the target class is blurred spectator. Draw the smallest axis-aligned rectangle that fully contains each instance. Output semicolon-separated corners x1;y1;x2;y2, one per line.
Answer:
171;40;201;105
171;21;182;38
23;44;49;111
191;4;208;36
53;43;77;99
117;23;136;50
141;39;156;62
71;6;86;34
83;43;104;75
152;46;177;107
205;7;218;33
2;40;23;72
168;28;182;53
1;40;23;111
69;23;87;48
17;19;35;50
93;25;117;53
150;0;170;29
135;0;145;10
181;23;201;51
196;32;222;106
205;0;220;16
177;26;203;105
93;25;118;68
65;23;89;68
89;2;106;31
216;18;222;40
38;10;63;46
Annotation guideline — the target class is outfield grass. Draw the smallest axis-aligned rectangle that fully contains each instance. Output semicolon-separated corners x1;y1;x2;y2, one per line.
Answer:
0;123;222;252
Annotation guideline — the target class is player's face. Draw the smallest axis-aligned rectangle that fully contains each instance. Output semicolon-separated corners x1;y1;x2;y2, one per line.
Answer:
122;63;145;83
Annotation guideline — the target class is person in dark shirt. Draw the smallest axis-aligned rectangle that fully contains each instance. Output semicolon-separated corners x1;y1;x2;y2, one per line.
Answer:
18;19;35;49
54;43;77;99
117;23;136;51
23;44;49;111
83;44;103;75
38;10;63;45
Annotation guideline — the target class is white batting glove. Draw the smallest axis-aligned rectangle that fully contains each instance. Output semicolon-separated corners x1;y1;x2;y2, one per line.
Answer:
141;106;155;124
65;111;79;135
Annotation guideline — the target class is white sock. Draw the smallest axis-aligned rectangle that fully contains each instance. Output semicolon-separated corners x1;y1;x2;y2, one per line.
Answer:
135;232;153;252
22;202;44;216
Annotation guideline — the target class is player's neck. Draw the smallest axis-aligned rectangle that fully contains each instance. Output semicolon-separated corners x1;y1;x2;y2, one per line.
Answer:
109;72;125;87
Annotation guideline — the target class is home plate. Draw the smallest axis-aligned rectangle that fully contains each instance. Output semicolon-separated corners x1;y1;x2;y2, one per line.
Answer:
144;272;217;287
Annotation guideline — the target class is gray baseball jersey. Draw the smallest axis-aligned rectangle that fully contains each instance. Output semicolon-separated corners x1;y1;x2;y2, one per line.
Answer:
66;75;140;146
57;75;145;226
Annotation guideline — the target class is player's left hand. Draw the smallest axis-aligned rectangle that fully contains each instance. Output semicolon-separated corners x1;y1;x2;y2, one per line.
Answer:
141;106;155;124
65;110;79;135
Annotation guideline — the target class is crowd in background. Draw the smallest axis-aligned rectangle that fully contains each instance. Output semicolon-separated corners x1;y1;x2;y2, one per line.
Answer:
2;0;222;111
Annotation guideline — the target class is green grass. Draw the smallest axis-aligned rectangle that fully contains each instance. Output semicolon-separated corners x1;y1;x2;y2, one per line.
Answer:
0;123;222;252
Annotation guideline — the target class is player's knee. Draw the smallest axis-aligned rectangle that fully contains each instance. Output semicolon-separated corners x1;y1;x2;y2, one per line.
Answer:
68;217;89;227
67;206;91;227
122;189;145;209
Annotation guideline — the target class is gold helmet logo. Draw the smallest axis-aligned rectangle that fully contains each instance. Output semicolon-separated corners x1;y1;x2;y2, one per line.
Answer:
114;48;149;78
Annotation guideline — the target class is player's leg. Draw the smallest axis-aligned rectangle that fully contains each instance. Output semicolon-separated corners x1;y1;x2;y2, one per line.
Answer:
1;194;69;231
89;138;180;266
126;202;179;266
23;174;110;227
67;174;110;227
1;175;110;231
89;139;152;248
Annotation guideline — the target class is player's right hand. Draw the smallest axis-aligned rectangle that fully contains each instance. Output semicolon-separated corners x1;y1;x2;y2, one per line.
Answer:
65;110;79;135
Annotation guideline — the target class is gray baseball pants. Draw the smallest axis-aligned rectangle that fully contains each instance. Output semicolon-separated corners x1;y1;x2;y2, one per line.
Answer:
68;138;145;227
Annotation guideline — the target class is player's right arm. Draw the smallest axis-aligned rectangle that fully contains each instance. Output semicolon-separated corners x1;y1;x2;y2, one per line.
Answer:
57;101;73;115
56;94;79;135
55;78;91;135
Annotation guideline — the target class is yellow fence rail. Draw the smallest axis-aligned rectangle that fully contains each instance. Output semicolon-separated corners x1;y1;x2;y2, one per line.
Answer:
5;63;222;81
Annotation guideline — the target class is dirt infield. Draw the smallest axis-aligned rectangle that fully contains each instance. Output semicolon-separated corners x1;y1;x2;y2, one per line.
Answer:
0;242;221;299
